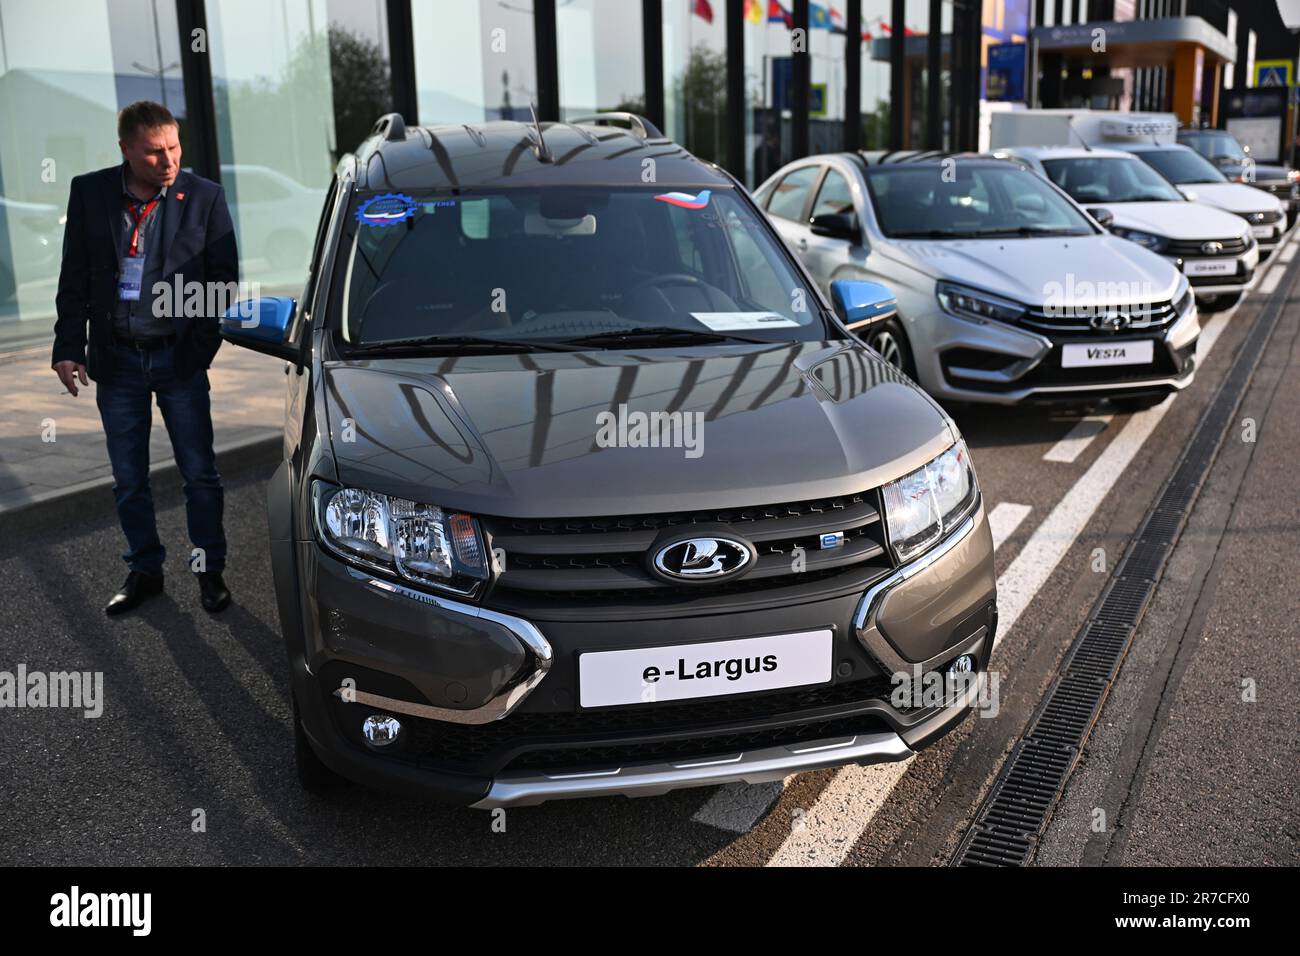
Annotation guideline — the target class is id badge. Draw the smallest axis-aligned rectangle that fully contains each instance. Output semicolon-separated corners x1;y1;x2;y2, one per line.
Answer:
118;255;145;301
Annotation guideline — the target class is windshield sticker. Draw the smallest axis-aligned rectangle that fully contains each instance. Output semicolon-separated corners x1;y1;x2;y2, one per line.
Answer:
356;193;418;227
692;311;801;331
655;189;712;209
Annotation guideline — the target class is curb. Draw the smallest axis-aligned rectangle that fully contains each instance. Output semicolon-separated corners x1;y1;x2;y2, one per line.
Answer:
0;433;282;539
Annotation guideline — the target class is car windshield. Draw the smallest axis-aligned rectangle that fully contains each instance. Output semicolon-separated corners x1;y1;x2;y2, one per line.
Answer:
862;163;1096;239
1133;148;1228;185
1182;133;1246;164
1041;156;1185;203
332;186;831;350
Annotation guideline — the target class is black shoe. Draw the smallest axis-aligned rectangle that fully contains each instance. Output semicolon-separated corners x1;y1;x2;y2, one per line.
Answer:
105;571;164;616
196;571;231;613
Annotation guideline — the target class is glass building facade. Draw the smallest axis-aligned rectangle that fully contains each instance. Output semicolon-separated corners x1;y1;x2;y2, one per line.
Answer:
0;0;983;349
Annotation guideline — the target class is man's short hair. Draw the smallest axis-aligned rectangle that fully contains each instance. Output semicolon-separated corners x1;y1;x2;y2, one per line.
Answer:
118;101;178;143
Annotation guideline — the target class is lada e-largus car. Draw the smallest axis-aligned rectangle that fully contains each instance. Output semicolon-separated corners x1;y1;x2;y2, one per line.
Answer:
1177;127;1300;229
755;151;1200;409
1109;143;1288;256
998;146;1258;311
219;113;998;808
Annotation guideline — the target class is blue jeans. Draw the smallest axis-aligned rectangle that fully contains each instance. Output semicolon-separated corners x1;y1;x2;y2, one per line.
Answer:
95;343;226;576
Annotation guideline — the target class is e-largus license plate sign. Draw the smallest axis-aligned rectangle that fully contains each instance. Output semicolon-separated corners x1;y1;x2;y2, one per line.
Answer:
578;630;833;708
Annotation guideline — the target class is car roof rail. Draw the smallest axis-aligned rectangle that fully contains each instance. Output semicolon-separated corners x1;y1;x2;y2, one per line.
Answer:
567;112;666;141
371;112;407;142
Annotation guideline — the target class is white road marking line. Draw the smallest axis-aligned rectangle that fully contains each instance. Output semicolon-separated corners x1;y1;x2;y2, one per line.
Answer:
1196;310;1232;358
757;310;1241;862
987;502;1033;551
1258;266;1284;295
766;760;913;866
1279;243;1296;264
692;781;786;833
1043;415;1113;463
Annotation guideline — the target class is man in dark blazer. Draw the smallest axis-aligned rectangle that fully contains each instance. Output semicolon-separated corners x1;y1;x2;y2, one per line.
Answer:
53;100;236;615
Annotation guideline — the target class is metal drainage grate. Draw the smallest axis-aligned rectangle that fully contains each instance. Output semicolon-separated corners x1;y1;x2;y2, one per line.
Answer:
953;258;1298;867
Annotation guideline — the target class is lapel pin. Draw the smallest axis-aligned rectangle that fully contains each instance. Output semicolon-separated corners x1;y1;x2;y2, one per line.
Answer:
175;192;185;200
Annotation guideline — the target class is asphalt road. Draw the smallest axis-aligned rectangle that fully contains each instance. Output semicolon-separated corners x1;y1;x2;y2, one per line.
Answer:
2;251;1296;867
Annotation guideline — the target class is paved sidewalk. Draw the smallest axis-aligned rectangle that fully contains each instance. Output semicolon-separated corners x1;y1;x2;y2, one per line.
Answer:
1037;239;1300;866
0;344;285;517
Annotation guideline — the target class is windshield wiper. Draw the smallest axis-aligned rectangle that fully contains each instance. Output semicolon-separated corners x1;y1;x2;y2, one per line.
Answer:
561;326;773;347
969;225;1090;237
353;334;583;353
890;229;984;239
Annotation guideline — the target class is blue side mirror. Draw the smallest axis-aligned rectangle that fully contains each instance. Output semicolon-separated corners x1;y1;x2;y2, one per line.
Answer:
220;297;298;361
830;280;897;331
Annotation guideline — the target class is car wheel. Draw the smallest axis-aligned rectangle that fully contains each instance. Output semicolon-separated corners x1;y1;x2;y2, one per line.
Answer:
864;318;916;378
294;698;343;794
1199;291;1243;313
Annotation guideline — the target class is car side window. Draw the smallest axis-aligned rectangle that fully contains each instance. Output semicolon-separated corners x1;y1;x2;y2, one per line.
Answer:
811;169;854;218
290;176;340;344
767;166;820;222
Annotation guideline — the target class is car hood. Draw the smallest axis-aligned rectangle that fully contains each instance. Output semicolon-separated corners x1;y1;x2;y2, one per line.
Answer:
882;234;1181;307
1176;182;1283;215
1093;201;1251;240
320;342;956;517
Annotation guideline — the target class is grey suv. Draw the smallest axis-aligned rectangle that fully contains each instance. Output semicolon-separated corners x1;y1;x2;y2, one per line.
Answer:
220;113;998;807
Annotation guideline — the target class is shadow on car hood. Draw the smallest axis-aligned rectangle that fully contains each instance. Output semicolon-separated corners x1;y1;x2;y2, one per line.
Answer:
321;342;955;517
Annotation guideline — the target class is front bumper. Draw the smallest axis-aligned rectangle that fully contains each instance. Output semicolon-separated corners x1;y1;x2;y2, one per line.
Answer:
288;502;998;806
1162;242;1258;297
910;299;1200;406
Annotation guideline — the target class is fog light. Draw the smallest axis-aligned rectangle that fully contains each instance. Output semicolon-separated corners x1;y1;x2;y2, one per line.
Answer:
948;655;974;674
362;714;402;747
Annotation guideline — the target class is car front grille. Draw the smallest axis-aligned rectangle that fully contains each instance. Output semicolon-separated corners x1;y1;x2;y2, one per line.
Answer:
480;490;894;605
385;675;900;775
1166;236;1249;257
1021;300;1178;333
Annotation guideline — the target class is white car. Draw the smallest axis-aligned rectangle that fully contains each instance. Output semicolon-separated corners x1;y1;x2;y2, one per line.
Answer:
754;152;1199;408
997;146;1259;311
1111;143;1288;254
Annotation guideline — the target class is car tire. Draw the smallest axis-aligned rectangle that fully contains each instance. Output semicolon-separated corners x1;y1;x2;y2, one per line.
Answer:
1199;291;1243;313
294;698;343;793
863;318;916;379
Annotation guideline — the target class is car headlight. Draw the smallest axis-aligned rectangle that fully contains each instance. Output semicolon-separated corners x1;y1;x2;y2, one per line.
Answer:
935;282;1026;324
1173;276;1194;316
312;481;489;596
881;440;978;564
1110;227;1168;253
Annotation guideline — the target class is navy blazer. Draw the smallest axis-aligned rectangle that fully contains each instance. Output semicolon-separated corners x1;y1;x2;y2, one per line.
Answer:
52;164;239;383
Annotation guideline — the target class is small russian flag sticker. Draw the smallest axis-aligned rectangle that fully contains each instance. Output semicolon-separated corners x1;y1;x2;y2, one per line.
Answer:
654;189;711;209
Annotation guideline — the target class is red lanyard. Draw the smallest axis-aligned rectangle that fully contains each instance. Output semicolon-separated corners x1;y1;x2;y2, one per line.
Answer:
126;196;160;257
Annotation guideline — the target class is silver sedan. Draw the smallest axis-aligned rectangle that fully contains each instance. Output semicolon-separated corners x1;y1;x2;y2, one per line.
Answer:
755;153;1199;408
